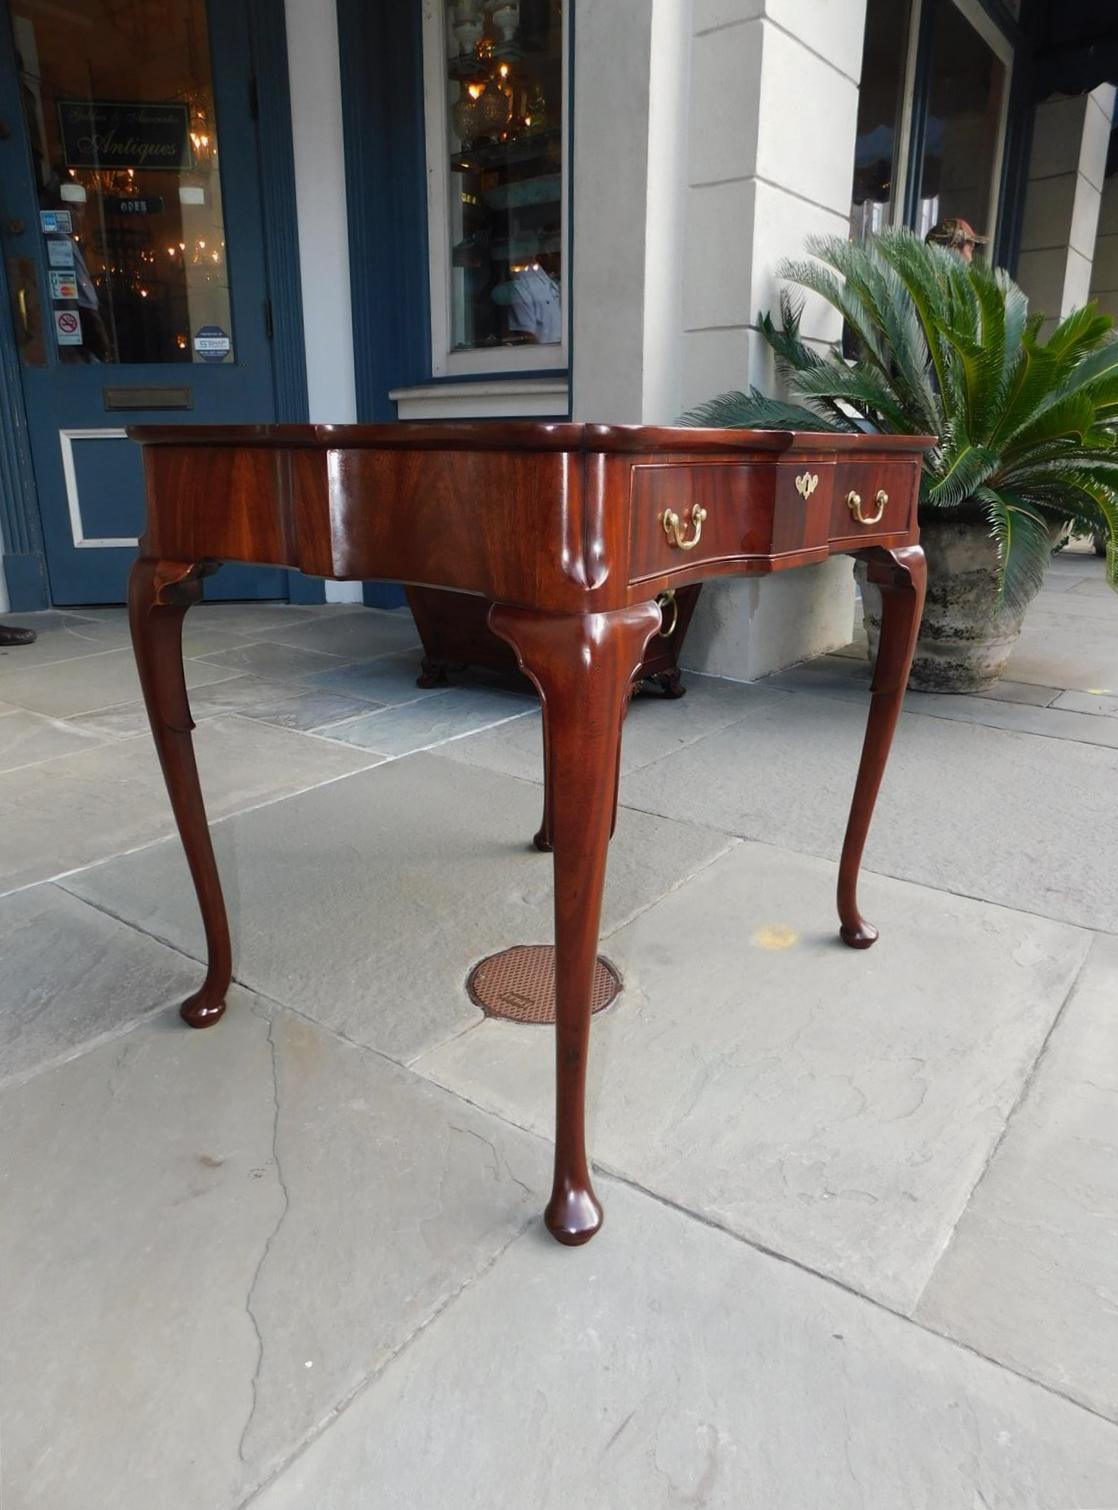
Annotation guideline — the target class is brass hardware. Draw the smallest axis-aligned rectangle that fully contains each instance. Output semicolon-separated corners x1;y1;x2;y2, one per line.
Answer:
846;488;887;526
662;503;707;551
656;589;679;639
103;386;193;411
795;471;819;500
6;219;24;236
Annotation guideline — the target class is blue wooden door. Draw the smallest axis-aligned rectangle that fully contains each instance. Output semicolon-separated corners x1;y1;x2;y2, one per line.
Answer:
0;0;287;603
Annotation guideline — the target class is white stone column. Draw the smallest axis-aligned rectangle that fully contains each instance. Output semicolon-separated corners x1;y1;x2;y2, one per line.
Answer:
283;0;362;601
571;0;868;679
1017;84;1115;326
1088;173;1118;321
679;0;867;680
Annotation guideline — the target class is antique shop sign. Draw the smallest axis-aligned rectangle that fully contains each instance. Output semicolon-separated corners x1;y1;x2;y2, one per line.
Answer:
57;99;192;171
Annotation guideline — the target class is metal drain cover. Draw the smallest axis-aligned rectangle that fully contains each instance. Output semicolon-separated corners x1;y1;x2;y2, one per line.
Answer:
466;944;622;1024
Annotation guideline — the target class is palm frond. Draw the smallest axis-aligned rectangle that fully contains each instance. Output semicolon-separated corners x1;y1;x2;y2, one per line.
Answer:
675;389;848;432
974;488;1054;614
925;443;1000;506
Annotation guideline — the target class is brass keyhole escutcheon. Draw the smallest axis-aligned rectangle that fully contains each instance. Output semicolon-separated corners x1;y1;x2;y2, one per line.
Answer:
795;471;819;500
662;503;707;551
656;589;679;639
846;489;888;526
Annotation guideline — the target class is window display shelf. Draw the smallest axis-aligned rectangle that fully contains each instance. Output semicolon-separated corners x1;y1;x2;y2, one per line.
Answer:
429;0;565;362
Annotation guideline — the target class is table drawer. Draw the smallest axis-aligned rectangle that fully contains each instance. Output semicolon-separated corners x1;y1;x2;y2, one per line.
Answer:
829;460;918;545
629;461;834;581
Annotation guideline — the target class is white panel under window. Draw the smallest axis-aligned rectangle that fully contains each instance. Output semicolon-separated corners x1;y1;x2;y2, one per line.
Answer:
421;0;568;376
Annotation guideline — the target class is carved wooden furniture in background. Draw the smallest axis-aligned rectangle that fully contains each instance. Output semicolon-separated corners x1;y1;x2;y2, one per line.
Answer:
405;582;702;697
127;421;929;1247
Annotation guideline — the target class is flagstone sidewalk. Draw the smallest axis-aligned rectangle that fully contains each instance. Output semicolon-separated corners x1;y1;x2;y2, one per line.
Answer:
2;547;1116;1508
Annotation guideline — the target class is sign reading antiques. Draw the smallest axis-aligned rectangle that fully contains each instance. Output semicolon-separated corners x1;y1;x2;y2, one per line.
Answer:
57;99;192;171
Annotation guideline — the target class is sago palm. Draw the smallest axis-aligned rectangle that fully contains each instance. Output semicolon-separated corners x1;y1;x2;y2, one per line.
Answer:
679;228;1118;610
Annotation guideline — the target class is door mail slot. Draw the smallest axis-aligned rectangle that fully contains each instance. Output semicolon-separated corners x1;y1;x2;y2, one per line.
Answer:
103;386;193;411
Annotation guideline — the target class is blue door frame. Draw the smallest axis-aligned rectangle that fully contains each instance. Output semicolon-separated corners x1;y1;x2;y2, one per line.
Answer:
0;0;311;609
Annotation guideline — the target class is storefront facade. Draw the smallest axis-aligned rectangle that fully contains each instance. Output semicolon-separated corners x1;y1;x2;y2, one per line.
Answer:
1;0;1114;670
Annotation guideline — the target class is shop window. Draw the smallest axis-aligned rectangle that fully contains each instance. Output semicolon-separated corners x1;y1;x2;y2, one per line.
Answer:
10;0;231;365
850;0;1013;255
913;0;1010;243
421;0;567;376
850;0;911;240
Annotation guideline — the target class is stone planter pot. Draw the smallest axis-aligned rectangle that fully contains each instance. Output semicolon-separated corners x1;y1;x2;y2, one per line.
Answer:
857;519;1050;693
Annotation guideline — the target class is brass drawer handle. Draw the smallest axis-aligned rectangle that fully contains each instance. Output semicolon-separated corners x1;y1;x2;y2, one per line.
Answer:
846;489;887;526
795;471;819;500
662;503;707;551
656;589;678;638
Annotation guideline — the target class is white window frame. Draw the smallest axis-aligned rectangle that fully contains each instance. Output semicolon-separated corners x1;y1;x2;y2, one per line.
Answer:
888;0;1014;241
419;0;570;377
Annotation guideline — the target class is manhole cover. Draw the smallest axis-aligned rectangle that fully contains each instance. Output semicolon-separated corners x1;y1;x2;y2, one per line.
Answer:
466;944;622;1024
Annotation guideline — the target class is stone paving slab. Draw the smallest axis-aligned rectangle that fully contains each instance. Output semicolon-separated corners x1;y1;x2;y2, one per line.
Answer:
1053;688;1118;717
1029;590;1118;623
252;1178;1118;1510
767;657;1118;747
917;933;1118;1422
0;883;201;1087
0;614;130;669
0;994;547;1510
192;640;359;680
262;607;420;661
317;687;533;757
0;707;112;772
618;686;1118;931
415;841;1087;1310
1006;618;1118;694
69;674;384;740
1037;572;1089;593
306;650;454;707
441;675;783;785
0;714;382;894
796;651;1063;709
0;645;236;719
1070;575;1116;598
63;754;734;1064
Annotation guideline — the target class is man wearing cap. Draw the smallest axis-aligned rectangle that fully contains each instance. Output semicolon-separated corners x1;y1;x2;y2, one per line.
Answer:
925;217;987;262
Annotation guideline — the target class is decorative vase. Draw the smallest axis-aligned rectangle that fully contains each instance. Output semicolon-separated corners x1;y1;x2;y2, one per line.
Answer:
856;518;1058;693
491;1;520;45
475;76;512;137
454;16;483;56
451;91;480;144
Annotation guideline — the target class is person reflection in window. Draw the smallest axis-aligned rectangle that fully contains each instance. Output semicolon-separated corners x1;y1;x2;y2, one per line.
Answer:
506;252;561;345
925;217;987;263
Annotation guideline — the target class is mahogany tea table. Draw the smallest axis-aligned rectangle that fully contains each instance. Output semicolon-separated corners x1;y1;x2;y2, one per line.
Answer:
126;421;930;1247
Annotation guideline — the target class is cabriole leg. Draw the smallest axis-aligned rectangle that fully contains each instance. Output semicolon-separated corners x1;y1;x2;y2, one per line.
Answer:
838;544;927;948
490;601;660;1244
532;678;634;854
128;557;232;1027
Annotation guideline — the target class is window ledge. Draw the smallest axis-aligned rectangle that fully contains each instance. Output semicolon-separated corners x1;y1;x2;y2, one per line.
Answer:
389;378;570;420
